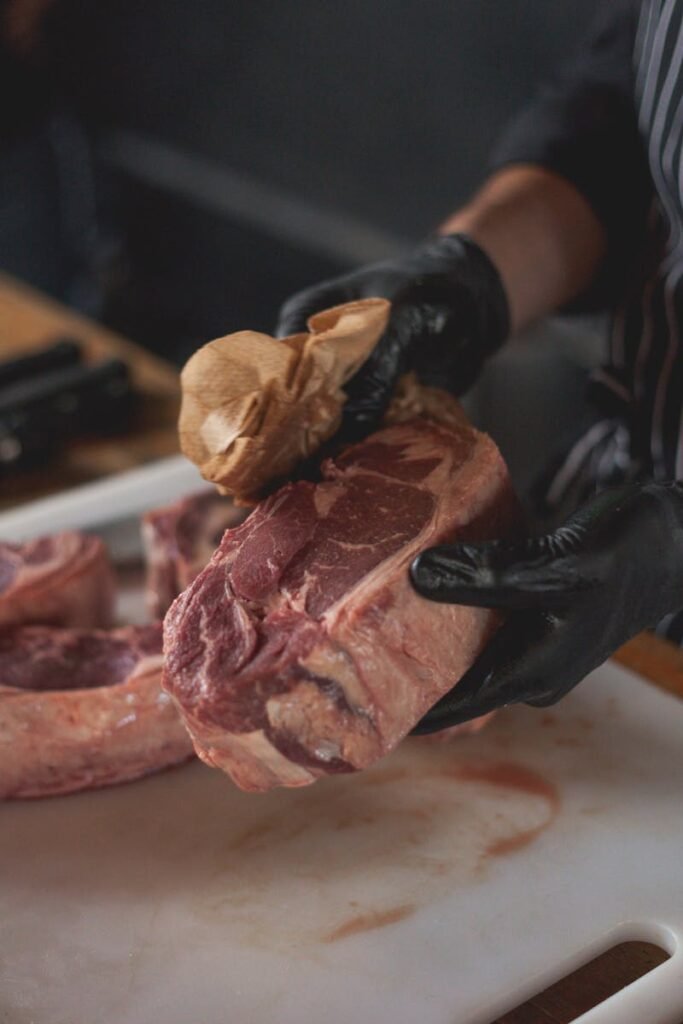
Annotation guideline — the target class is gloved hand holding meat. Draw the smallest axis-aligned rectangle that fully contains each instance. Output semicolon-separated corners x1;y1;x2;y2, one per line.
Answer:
275;233;510;444
411;482;683;732
164;129;677;788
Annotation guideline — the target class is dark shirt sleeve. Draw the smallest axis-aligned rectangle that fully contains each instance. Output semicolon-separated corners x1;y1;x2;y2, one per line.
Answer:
490;0;653;307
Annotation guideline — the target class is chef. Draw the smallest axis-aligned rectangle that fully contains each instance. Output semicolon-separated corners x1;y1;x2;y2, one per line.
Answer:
276;0;683;732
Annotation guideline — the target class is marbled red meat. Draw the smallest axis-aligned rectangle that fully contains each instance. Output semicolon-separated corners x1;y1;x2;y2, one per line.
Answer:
163;417;521;792
0;623;193;798
0;532;115;629
142;491;247;618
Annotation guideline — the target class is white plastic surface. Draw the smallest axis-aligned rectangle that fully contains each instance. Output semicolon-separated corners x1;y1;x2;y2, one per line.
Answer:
0;454;204;542
2;667;683;1024
1;461;683;1024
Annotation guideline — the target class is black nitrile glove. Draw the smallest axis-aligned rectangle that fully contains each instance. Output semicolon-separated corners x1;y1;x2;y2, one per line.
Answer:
275;234;509;442
409;481;683;734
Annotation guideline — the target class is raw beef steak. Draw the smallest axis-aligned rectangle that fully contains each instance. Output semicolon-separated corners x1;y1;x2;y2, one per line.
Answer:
0;623;193;798
163;417;521;792
142;491;247;618
0;532;115;629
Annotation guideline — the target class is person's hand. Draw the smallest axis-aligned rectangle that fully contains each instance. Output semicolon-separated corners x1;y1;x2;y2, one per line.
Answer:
409;481;683;733
275;234;509;442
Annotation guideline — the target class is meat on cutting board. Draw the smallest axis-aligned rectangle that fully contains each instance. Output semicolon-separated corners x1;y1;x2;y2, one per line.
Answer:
142;491;247;618
0;623;194;798
163;416;522;792
0;532;115;629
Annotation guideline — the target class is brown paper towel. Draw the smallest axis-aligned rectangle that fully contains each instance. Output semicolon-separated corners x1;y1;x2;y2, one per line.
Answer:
179;298;466;502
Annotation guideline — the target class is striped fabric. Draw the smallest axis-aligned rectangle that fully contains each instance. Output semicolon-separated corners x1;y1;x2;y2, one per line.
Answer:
534;1;683;640
541;2;683;492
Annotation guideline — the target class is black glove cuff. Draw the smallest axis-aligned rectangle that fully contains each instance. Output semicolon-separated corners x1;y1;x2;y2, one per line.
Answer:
438;233;511;356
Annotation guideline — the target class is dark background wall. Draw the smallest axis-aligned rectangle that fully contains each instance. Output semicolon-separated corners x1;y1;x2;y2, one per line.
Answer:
5;0;600;361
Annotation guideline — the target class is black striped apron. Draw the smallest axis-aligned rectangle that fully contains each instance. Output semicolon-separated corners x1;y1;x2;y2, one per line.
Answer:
537;0;683;643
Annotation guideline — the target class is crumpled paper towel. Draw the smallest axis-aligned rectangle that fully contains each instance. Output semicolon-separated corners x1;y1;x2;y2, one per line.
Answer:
179;298;466;502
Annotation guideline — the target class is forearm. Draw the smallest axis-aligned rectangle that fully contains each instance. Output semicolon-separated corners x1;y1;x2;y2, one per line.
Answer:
440;164;608;334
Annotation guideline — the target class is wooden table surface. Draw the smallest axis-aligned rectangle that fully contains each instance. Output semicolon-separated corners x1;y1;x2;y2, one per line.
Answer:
0;273;180;510
1;274;681;1023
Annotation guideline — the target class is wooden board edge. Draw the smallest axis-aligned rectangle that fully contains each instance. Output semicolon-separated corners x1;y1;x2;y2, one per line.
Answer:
613;632;683;700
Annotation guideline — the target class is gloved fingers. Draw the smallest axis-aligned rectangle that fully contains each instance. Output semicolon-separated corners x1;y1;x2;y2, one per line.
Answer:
330;295;474;442
275;283;350;337
338;386;393;443
336;306;419;442
410;534;588;611
411;609;568;734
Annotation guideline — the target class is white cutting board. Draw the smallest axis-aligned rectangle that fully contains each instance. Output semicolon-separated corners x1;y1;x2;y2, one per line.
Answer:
1;460;683;1024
